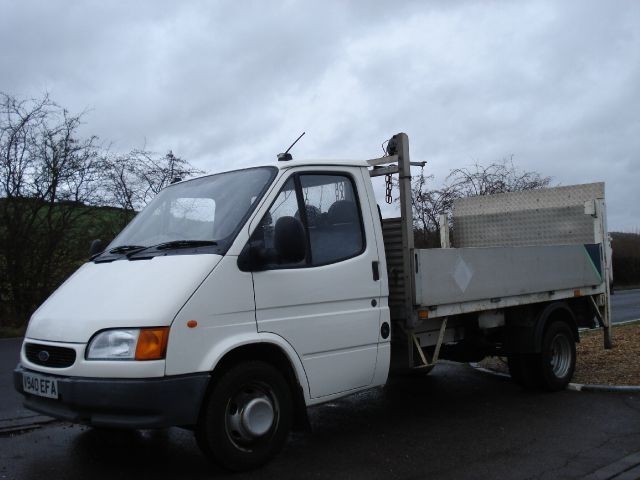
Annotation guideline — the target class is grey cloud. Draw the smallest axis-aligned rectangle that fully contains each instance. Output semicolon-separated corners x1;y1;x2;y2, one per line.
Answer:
1;0;638;229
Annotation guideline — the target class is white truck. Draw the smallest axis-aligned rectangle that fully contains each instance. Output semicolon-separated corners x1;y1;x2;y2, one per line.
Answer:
14;133;612;471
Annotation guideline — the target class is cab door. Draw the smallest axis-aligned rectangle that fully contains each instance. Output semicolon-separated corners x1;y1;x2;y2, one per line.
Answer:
250;168;382;399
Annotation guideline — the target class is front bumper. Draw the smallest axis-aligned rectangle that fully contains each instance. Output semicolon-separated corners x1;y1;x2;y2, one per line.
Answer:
14;365;210;429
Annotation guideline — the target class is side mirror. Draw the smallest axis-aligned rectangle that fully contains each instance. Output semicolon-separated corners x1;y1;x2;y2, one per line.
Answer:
237;242;269;272
238;217;306;271
89;239;104;257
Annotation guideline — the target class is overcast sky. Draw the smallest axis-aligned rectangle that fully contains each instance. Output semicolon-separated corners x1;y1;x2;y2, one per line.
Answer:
1;0;638;231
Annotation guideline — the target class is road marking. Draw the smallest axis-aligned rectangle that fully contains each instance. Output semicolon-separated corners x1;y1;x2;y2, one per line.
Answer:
0;415;56;436
615;318;640;326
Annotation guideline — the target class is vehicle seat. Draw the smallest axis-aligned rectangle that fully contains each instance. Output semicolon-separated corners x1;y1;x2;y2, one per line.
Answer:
274;216;306;263
295;204;322;227
311;200;362;264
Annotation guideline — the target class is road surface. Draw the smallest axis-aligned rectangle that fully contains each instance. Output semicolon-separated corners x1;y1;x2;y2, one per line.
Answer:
1;361;639;479
0;290;638;479
611;288;640;323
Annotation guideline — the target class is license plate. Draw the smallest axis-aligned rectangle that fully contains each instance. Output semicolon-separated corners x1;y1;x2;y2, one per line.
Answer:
23;372;59;399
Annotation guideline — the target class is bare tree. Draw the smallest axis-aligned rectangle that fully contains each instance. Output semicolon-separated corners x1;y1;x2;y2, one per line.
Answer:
409;158;551;247
102;151;146;216
447;156;551;197
103;149;204;225
0;93;103;325
0;92;206;328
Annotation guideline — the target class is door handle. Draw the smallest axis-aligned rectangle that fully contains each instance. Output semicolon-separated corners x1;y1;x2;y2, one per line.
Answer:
372;261;380;281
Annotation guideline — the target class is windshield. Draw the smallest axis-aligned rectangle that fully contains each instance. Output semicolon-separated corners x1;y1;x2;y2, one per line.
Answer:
104;166;277;258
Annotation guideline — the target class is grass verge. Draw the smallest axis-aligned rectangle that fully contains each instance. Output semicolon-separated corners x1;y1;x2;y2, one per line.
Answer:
0;326;25;339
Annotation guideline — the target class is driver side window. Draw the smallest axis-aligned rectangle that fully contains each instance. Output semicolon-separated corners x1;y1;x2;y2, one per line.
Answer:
247;172;364;270
250;177;307;267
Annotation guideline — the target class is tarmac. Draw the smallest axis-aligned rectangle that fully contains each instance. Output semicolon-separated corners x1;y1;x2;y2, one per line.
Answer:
0;337;52;434
3;338;640;479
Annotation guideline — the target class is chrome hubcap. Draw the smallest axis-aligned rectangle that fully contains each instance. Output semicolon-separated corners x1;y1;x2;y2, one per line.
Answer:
225;386;276;448
549;334;572;378
241;397;274;437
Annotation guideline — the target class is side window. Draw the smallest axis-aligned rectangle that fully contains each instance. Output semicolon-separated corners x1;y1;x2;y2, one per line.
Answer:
250;177;307;267
249;173;364;269
299;174;364;265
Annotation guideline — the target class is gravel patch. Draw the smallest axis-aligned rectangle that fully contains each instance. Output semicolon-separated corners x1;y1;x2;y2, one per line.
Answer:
574;322;640;386
479;322;640;386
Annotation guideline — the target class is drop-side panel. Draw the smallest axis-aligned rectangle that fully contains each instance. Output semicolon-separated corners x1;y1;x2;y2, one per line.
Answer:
452;182;604;248
415;244;603;307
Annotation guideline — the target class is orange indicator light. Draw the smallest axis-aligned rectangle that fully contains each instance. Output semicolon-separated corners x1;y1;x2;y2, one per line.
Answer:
187;320;198;328
135;327;169;360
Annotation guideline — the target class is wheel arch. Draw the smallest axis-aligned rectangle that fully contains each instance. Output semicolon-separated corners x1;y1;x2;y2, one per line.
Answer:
533;301;579;348
505;301;579;354
203;334;311;432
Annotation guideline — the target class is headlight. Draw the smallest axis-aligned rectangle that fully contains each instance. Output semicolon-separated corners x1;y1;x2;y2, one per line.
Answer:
87;327;169;360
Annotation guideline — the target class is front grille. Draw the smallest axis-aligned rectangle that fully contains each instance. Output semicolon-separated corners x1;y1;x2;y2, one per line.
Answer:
25;343;76;368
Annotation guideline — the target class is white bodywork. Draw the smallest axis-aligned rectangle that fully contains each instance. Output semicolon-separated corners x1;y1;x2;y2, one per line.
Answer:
21;157;609;409
21;255;221;378
25;255;222;343
249;167;389;399
22;161;391;406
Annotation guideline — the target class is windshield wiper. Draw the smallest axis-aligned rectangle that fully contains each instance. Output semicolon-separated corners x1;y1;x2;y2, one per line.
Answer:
108;245;146;254
92;244;146;262
154;240;218;250
126;240;218;257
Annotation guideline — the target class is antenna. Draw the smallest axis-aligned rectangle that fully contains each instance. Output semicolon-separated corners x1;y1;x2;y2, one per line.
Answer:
277;132;306;161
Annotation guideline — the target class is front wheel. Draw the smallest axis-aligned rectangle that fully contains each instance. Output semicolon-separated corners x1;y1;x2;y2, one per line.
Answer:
196;361;293;471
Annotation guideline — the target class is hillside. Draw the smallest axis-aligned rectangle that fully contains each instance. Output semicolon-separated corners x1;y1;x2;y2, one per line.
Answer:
0;201;134;328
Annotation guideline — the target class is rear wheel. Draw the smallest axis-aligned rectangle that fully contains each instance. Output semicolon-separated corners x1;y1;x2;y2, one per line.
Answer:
538;321;576;391
512;321;576;391
508;354;543;389
196;361;292;471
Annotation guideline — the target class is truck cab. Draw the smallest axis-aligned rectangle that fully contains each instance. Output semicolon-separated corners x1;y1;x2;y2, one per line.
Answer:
15;158;391;471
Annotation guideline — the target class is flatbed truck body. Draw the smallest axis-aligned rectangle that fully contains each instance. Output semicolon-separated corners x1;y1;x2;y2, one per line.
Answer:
14;133;611;470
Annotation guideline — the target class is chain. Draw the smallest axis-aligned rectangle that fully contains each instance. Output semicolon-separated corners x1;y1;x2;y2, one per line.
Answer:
385;174;393;204
335;181;345;201
304;187;309;203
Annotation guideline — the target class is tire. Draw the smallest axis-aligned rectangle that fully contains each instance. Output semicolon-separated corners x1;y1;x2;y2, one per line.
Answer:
510;322;576;391
196;361;293;471
537;321;576;391
508;354;543;389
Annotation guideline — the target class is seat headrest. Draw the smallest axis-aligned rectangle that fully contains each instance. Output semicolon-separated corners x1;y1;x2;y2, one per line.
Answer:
295;204;321;226
328;200;357;224
274;216;306;263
